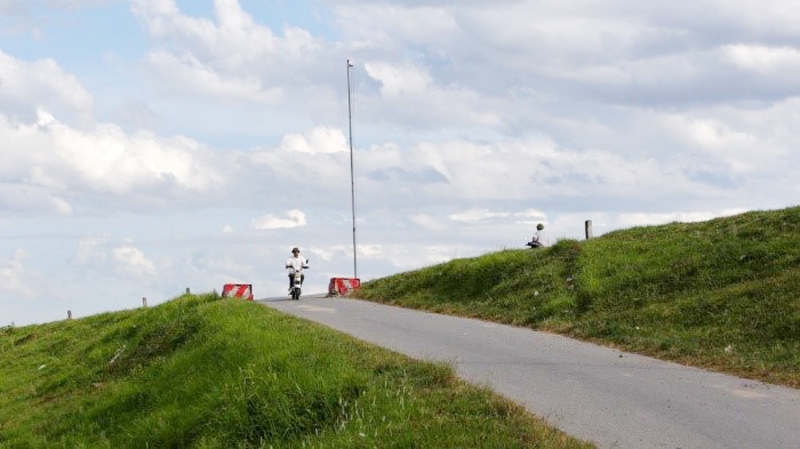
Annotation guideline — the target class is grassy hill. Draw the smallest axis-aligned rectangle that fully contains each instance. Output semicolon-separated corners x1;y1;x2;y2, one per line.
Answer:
354;206;800;388
0;294;593;448
3;206;797;447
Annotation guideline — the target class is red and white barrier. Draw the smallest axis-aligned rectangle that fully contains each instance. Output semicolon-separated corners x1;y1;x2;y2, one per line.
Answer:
328;278;361;296
222;283;254;301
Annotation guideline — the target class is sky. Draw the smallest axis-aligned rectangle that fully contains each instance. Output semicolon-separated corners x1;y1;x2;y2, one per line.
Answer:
2;0;799;326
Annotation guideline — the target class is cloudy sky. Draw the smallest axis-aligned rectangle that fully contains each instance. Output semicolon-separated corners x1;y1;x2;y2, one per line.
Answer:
2;0;798;326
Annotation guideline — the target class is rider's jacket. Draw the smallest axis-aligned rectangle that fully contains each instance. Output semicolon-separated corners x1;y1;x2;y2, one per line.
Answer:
285;255;309;273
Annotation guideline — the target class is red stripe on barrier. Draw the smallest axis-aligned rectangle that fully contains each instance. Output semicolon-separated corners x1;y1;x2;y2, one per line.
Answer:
328;278;361;296
222;283;253;300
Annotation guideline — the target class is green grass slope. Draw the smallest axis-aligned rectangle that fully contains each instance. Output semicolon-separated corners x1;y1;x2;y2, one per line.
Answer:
0;294;593;448
354;206;800;388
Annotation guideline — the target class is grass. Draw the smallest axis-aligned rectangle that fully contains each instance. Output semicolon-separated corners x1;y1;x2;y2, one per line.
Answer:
0;293;593;448
353;206;800;388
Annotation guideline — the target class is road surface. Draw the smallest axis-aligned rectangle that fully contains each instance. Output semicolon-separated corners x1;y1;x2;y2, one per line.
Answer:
259;295;800;449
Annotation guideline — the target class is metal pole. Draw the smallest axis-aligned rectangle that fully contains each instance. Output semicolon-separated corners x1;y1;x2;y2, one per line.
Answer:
347;59;359;279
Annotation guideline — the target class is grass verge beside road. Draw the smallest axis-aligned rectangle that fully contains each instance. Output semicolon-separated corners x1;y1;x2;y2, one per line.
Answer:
354;206;800;388
0;293;593;448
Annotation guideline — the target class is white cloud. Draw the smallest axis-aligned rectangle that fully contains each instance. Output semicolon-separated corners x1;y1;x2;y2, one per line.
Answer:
72;235;111;266
362;61;501;127
447;208;548;227
386;139;679;201
132;0;324;105
249;209;307;230
0;249;38;298
662;113;756;161
0;51;93;121
52;197;73;215
356;243;472;272
723;44;800;76
144;50;284;103
0;183;74;215
710;1;800;36
615;209;749;229
246;126;357;193
660;108;790;175
364;62;431;96
334;3;459;47
410;214;449;232
449;208;510;223
515;209;549;224
279;126;349;154
307;246;334;262
112;245;157;277
0;109;225;212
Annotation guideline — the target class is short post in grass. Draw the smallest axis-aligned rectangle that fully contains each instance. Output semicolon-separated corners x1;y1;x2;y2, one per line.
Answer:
585;220;593;239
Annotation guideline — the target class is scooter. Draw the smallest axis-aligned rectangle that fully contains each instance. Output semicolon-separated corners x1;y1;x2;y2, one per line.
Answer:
289;262;309;300
526;236;543;248
527;224;545;249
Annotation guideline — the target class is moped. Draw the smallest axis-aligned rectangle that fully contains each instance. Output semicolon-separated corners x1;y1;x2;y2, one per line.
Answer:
289;263;309;300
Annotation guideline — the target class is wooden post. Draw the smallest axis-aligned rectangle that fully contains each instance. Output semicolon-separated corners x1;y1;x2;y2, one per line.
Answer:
585;220;593;239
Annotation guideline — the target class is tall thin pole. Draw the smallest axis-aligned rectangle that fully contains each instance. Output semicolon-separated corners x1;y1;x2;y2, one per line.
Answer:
347;59;359;279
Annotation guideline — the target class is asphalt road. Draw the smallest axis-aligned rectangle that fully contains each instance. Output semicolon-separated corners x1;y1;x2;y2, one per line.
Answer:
259;295;800;449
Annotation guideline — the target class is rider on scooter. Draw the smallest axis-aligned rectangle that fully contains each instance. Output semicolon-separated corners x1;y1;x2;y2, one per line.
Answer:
526;223;545;248
285;247;309;293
